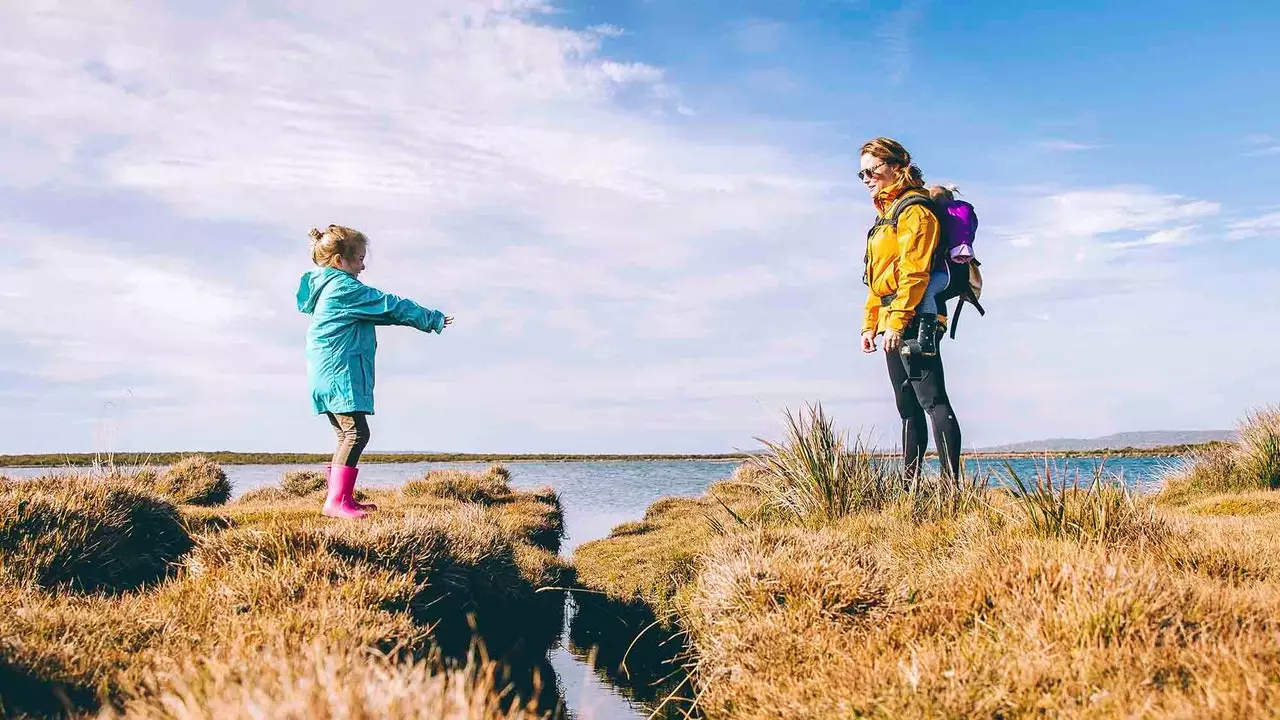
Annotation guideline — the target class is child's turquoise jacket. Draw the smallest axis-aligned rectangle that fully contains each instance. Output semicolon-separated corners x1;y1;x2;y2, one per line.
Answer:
297;267;446;415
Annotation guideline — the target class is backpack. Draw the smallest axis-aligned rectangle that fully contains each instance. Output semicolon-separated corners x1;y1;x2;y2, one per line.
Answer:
863;191;985;339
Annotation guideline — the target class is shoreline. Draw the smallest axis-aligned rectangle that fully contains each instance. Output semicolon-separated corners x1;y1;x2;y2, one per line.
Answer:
0;443;1222;468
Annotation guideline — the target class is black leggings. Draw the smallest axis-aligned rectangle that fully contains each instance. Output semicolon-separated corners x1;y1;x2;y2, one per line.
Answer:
326;412;371;467
885;334;962;479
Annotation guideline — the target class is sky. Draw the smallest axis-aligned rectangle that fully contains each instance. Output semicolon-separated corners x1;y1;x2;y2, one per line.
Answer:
1;0;1278;455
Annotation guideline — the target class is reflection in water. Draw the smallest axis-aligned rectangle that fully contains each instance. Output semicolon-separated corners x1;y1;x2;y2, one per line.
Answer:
565;594;698;719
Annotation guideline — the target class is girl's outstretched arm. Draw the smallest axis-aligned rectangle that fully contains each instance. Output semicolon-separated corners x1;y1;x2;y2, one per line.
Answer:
333;276;447;333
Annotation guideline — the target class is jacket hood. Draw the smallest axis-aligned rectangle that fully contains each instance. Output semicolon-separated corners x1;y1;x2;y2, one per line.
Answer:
296;267;345;314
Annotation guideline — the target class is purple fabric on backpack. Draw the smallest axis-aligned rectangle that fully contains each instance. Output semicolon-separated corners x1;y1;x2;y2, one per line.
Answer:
939;200;977;251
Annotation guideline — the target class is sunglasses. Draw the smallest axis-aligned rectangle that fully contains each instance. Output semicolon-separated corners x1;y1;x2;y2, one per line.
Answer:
857;162;888;181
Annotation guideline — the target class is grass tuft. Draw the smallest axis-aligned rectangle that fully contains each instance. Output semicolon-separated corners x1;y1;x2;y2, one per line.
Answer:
0;476;193;593
1003;460;1165;544
1159;406;1280;506
155;455;232;506
404;470;512;504
743;402;894;526
741;403;986;526
101;642;546;719
281;468;328;497
0;466;567;717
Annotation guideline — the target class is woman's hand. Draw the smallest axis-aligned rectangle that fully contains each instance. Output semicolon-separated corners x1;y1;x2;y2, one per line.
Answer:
443;316;454;327
860;331;877;354
882;329;903;353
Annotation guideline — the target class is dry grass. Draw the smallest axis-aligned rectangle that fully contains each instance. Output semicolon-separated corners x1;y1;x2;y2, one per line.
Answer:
574;408;1280;719
0;476;193;593
1002;461;1166;545
281;468;328;497
580;496;1280;719
0;467;566;719
1159;407;1280;506
101;642;545;720
685;515;1280;718
152;455;232;507
404;467;514;504
743;403;988;526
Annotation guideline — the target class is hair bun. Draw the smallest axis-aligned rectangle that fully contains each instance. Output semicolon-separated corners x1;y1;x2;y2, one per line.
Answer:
308;227;325;242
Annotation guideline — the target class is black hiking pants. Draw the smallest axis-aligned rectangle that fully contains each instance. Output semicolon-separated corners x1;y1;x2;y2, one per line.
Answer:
885;320;963;479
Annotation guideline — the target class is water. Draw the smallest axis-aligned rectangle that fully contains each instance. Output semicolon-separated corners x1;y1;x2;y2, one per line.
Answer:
1;455;1176;718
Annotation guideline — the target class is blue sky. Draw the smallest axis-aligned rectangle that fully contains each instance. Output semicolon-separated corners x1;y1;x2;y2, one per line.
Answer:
1;0;1278;454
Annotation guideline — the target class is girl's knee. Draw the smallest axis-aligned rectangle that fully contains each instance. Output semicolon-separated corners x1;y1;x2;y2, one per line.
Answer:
347;419;371;451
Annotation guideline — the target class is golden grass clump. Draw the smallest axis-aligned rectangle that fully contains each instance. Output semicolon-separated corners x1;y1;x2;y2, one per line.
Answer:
744;403;894;526
282;468;328;497
156;455;232;506
574;407;1280;719
1160;407;1280;506
742;403;987;526
490;490;566;555
404;469;512;504
1002;462;1167;545
0;475;193;593
676;511;1280;718
235;486;292;504
0;465;568;718
101;642;545;720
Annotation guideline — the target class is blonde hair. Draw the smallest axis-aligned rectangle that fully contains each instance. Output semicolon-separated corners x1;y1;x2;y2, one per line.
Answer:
309;225;368;268
859;137;924;189
928;184;959;203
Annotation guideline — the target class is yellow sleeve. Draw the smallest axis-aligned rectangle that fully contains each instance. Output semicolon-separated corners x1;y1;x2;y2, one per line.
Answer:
884;205;940;334
862;290;881;335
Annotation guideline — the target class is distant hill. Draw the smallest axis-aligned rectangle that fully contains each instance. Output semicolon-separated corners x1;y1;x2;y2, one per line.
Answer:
978;430;1235;453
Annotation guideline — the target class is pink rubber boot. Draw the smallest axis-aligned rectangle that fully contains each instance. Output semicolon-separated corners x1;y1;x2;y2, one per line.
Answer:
325;464;377;511
322;465;367;519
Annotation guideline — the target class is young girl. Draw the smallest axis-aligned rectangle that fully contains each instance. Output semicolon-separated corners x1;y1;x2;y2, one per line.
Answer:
296;225;453;519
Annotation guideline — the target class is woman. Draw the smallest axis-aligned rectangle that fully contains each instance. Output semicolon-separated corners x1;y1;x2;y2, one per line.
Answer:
858;137;962;479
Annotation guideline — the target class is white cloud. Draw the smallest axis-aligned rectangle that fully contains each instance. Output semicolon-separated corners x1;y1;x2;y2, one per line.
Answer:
587;24;625;38
0;1;1276;455
0;229;293;391
0;0;874;452
973;186;1221;306
1111;226;1196;248
1243;134;1280;156
599;61;665;85
1038;188;1219;238
1227;211;1280;240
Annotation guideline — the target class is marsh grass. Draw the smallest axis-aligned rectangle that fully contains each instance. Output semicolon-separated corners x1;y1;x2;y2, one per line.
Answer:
1003;460;1164;545
1160;406;1280;506
154;455;232;506
742;403;989;527
742;403;894;526
102;642;546;720
1235;405;1280;489
0;476;193;593
281;468;328;497
0;464;566;718
575;407;1280;719
404;467;514;505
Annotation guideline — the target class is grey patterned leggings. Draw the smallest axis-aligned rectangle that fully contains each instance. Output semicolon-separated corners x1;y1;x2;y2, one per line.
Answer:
327;412;371;467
